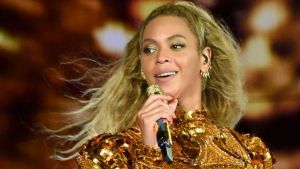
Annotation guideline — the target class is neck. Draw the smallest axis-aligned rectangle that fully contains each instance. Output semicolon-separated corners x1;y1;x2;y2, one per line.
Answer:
177;91;201;112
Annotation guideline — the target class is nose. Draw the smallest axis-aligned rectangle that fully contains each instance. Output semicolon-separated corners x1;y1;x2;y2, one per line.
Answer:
156;48;171;64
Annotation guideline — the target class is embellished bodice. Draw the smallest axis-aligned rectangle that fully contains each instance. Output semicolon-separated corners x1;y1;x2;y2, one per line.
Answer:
76;110;273;168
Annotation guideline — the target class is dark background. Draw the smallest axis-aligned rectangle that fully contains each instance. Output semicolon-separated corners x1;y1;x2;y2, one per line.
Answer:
0;0;299;168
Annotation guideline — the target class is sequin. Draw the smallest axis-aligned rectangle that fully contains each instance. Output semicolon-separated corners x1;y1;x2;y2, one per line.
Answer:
76;110;274;169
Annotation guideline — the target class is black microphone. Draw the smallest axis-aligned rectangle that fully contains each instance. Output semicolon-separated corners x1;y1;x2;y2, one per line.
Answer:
146;84;173;164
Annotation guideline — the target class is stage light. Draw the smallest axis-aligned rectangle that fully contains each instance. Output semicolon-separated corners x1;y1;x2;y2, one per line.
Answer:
93;23;133;57
129;0;167;21
249;1;289;33
246;98;272;119
241;35;272;69
0;29;20;52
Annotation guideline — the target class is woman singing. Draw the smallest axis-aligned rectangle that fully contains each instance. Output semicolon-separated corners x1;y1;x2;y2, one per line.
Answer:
53;1;274;168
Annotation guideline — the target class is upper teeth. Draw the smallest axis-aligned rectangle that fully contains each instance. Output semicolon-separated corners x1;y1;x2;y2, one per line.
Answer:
158;71;177;77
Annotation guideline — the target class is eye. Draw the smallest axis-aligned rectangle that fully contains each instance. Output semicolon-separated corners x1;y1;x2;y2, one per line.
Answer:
171;43;185;50
143;46;157;54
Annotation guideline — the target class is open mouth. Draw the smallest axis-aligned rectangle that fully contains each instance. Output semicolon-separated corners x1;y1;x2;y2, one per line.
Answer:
155;71;178;78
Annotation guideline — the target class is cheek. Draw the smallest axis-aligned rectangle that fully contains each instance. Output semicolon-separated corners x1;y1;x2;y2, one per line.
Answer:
140;58;149;70
140;61;149;71
191;54;202;72
140;58;154;80
180;54;201;72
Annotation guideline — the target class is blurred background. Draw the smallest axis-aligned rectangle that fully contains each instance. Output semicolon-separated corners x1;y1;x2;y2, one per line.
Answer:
0;0;299;168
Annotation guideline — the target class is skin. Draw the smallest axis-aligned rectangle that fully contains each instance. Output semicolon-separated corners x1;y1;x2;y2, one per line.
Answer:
137;15;211;147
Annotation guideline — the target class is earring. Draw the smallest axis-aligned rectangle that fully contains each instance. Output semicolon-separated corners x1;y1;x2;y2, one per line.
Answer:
141;70;146;80
201;71;210;79
201;53;211;79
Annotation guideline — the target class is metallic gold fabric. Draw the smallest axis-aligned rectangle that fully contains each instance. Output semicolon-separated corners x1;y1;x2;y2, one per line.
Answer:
76;110;274;169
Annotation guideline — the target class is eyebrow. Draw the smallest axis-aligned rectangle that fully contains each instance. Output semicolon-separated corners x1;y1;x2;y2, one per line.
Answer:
142;34;187;43
167;34;187;41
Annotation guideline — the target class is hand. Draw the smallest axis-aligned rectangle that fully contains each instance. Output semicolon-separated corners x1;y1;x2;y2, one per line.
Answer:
137;95;178;148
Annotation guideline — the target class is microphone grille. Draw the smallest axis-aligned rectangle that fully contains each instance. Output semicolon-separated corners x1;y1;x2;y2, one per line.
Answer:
146;84;164;96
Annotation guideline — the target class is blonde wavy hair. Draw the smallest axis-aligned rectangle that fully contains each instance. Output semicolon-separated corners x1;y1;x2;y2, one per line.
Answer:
52;1;247;160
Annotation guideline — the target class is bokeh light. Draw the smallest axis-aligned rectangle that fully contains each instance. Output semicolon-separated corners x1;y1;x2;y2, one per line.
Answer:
93;23;133;57
241;35;272;69
249;1;289;33
129;0;168;21
0;30;20;52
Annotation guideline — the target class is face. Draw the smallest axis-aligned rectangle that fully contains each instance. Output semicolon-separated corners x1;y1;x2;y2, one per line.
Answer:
140;15;204;104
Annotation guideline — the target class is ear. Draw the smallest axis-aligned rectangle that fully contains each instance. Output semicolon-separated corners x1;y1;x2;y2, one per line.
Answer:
200;47;211;73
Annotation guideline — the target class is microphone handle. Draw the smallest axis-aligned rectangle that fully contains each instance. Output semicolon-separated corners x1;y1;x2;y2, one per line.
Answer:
156;118;173;163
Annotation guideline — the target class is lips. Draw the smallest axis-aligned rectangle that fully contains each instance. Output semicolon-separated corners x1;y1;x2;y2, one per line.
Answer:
154;71;178;78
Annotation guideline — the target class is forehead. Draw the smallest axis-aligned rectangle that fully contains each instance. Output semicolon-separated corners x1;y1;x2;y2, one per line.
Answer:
142;15;195;40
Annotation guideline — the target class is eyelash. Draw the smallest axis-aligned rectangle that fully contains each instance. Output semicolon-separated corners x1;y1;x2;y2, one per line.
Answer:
142;43;186;54
171;43;185;49
143;47;157;54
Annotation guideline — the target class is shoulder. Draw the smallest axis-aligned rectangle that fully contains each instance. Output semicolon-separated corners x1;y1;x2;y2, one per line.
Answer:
230;129;275;168
75;127;160;169
76;127;140;169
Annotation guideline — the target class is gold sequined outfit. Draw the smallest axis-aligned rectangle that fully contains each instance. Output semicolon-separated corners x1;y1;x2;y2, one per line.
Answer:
76;110;274;168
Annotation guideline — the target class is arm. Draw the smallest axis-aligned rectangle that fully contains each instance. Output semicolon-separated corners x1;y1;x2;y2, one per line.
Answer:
76;128;162;169
76;133;132;169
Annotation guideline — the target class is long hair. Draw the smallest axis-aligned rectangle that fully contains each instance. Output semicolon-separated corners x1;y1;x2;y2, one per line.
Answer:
51;1;246;160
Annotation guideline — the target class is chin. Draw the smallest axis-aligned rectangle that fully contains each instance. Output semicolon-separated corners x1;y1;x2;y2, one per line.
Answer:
162;88;179;98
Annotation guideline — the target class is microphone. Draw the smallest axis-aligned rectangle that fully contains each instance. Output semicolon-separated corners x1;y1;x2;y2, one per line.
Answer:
146;84;173;164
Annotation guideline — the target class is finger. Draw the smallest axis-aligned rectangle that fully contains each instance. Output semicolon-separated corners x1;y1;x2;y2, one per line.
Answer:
139;99;170;116
142;95;173;108
140;113;173;128
139;106;174;125
139;104;172;119
153;123;159;133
